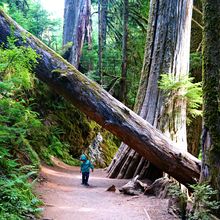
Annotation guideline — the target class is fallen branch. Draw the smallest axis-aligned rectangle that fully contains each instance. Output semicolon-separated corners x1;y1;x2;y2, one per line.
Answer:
143;208;151;220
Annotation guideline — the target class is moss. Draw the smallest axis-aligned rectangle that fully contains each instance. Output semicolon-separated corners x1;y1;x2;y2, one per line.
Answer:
49;107;97;157
100;131;120;166
30;80;119;167
28;80;101;160
202;1;220;214
51;68;68;74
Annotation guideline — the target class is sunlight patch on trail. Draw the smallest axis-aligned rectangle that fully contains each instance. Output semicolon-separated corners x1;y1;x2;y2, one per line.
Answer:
41;166;75;179
79;207;96;212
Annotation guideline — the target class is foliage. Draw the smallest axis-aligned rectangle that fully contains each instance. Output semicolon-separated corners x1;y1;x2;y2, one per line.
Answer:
168;184;187;218
0;157;43;219
159;74;202;122
188;183;220;220
1;0;62;51
168;184;187;201
80;0;149;108
190;52;202;70
168;183;220;219
0;44;43;219
0;41;83;219
0;40;40;165
48;136;80;166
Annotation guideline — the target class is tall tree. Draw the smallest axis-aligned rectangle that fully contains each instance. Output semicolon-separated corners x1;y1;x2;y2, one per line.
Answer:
119;0;128;103
201;0;220;216
187;0;203;157
108;0;193;180
88;0;148;106
98;0;108;84
63;0;92;68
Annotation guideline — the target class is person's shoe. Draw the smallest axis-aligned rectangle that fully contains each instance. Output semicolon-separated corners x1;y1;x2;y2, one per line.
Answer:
81;183;84;185
85;183;90;186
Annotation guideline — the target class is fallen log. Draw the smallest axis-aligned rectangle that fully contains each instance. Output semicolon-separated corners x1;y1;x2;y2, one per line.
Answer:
0;10;201;186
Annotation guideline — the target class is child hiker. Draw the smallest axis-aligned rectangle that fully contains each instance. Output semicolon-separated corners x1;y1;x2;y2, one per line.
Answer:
80;154;94;186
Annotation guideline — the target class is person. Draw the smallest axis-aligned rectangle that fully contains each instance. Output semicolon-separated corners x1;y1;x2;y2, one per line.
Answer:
80;154;94;186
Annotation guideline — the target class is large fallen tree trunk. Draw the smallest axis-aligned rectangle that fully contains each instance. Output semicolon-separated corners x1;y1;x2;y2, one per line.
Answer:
0;10;201;186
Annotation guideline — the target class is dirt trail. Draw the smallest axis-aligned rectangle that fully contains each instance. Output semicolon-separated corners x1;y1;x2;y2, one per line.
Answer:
36;158;178;220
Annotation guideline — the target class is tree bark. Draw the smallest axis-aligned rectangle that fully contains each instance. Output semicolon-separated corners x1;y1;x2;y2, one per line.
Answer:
63;0;77;46
63;0;92;69
98;0;103;85
0;9;201;186
201;0;220;215
108;0;193;180
119;0;128;104
98;0;108;85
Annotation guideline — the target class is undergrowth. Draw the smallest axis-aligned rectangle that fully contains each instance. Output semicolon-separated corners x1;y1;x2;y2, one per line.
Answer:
0;41;78;219
188;183;220;220
168;183;220;219
0;41;43;219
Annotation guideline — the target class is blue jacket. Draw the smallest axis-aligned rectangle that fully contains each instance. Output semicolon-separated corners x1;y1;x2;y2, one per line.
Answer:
80;154;94;173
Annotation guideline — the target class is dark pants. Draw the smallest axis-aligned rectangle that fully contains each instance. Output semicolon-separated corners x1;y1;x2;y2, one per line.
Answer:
82;172;89;185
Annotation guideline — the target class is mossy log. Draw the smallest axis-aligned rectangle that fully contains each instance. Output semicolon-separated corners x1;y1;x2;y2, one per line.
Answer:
0;10;201;186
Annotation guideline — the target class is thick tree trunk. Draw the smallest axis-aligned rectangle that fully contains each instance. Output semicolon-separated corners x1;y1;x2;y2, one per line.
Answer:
201;0;220;216
63;0;92;68
137;0;192;148
109;0;193;180
63;0;77;46
0;9;201;186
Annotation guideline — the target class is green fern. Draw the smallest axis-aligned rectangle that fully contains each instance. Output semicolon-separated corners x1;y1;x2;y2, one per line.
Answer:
188;183;220;219
159;74;202;122
0;43;43;219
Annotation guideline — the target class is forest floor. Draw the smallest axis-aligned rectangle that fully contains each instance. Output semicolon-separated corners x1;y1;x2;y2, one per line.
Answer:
36;157;179;220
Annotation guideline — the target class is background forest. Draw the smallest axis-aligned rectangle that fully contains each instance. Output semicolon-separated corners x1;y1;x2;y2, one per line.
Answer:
0;0;220;219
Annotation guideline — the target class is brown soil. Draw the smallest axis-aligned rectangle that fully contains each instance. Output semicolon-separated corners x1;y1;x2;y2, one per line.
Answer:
36;158;179;220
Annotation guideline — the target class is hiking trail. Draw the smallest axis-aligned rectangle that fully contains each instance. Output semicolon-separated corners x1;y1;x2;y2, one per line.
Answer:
36;158;178;220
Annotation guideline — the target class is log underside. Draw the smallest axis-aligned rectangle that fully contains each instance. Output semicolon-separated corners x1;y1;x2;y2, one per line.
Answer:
0;10;201;186
108;145;162;181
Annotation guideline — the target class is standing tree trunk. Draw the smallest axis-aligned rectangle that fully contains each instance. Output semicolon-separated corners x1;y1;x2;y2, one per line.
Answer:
187;0;203;157
98;0;108;85
63;0;77;47
108;0;193;180
201;0;220;216
63;0;92;69
119;0;128;104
